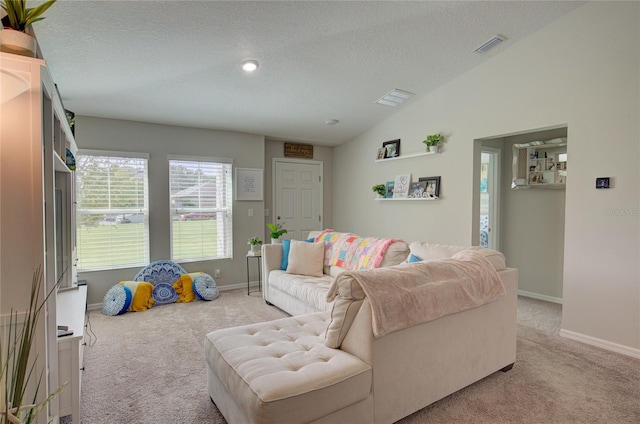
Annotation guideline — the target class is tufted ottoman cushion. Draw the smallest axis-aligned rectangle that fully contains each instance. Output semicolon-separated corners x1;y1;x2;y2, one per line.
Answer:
205;312;372;424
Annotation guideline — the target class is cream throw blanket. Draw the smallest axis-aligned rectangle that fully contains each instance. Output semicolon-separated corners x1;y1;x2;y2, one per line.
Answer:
326;250;506;337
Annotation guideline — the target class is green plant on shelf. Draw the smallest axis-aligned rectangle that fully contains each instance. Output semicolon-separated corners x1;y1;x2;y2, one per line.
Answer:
372;184;386;196
247;237;263;246
423;133;444;148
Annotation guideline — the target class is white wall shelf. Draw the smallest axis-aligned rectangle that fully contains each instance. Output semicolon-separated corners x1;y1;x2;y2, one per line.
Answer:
375;150;436;163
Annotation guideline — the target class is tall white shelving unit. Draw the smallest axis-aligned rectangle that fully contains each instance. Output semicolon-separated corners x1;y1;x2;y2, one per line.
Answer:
1;52;82;424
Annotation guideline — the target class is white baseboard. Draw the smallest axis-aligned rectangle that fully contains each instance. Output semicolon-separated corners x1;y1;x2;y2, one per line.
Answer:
518;290;563;304
87;281;261;311
559;329;640;359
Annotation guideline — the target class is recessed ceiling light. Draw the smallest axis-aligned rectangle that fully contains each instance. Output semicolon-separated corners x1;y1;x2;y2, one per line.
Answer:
375;89;415;107
325;119;340;126
241;60;259;72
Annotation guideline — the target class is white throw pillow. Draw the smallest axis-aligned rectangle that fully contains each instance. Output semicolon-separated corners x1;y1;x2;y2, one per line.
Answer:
286;240;325;277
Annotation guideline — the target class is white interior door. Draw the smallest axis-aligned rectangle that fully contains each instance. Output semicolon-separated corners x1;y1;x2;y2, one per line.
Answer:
273;159;323;240
480;148;500;250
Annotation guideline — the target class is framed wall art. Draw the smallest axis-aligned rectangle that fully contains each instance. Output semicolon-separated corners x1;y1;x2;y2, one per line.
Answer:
418;176;441;198
385;181;395;198
408;181;427;198
392;174;411;198
235;168;263;201
383;139;401;158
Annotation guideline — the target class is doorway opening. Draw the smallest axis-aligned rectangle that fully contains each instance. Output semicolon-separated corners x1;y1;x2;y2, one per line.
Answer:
474;125;567;305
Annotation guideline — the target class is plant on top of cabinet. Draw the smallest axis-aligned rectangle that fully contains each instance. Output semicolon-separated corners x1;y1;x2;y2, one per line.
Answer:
0;0;57;57
423;133;444;153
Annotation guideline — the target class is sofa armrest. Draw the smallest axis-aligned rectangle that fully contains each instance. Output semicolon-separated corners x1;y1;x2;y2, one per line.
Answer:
261;244;283;301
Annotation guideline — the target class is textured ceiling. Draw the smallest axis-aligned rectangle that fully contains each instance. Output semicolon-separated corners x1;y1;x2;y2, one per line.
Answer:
34;1;584;146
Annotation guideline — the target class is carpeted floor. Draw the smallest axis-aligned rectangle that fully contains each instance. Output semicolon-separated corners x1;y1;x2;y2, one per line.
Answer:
67;292;639;424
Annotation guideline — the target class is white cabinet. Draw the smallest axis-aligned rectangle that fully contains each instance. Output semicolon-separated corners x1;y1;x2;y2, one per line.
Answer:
512;139;567;189
57;286;87;424
0;52;79;423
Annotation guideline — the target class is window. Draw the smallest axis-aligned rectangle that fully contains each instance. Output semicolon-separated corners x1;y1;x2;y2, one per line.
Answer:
76;151;149;270
169;157;233;261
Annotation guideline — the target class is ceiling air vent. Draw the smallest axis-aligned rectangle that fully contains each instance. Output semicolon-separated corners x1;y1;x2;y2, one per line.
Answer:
475;35;506;54
376;89;415;107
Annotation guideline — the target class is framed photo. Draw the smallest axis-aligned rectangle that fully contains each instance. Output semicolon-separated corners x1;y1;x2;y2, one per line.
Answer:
392;173;411;198
418;176;441;198
408;181;427;198
383;139;401;158
235;168;263;201
385;181;394;198
529;172;542;184
376;147;386;160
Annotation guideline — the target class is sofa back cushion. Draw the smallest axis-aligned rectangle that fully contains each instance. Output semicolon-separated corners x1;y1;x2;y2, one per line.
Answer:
379;241;411;267
408;242;507;271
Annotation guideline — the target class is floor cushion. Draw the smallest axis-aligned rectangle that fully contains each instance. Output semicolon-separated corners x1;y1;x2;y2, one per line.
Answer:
134;260;186;304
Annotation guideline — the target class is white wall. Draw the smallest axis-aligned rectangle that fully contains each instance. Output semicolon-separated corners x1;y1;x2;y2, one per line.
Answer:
333;2;639;354
76;117;266;305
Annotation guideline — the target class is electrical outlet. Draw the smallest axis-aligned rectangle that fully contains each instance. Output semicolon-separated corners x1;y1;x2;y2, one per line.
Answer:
214;269;221;278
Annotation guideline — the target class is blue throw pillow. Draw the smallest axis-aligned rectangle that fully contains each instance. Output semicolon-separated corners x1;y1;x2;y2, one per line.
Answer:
280;238;316;270
407;253;422;263
280;239;292;270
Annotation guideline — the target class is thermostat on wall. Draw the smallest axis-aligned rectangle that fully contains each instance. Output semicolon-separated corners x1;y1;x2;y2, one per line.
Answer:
595;177;610;189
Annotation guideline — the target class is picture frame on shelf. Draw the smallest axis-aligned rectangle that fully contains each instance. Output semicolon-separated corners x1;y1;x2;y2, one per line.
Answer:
529;172;542;184
383;139;401;158
419;176;441;198
408;181;427;198
392;174;411;198
385;181;394;198
376;147;386;160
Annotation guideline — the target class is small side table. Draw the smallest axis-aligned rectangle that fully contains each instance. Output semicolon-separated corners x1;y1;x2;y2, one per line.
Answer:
246;254;262;295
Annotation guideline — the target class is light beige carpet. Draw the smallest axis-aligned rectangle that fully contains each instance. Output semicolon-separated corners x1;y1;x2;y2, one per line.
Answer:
68;292;639;424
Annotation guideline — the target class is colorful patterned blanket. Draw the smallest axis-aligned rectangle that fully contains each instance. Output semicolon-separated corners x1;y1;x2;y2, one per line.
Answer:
314;230;404;270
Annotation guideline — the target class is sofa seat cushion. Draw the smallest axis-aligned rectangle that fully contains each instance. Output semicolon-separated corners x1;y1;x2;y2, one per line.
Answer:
205;312;372;424
269;270;335;312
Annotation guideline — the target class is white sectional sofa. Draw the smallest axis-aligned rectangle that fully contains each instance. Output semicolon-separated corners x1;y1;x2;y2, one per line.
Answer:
205;231;518;424
260;231;410;315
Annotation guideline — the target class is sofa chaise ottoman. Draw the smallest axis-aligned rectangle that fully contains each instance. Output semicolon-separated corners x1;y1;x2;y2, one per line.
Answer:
206;249;518;424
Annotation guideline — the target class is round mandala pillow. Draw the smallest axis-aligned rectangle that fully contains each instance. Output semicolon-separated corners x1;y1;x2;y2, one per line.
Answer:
134;260;186;305
192;273;219;301
103;285;132;316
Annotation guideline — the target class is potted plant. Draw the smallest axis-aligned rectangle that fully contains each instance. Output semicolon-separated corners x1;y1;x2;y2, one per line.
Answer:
0;0;57;57
372;184;386;198
247;236;263;255
2;267;65;424
423;133;444;153
267;222;287;244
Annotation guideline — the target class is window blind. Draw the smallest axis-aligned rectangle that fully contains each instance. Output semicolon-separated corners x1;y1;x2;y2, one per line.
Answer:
169;158;233;261
75;153;149;270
